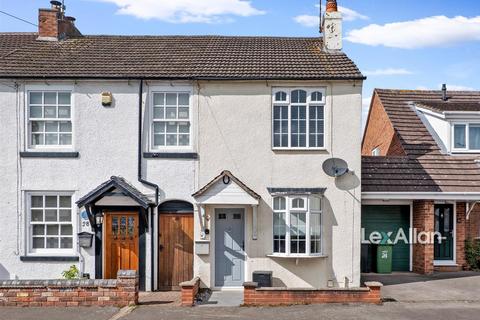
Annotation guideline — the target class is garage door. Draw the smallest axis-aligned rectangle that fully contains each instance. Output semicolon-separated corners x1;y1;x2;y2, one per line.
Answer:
362;205;410;272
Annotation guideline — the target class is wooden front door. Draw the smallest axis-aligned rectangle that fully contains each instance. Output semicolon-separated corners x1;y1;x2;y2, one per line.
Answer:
104;212;139;279
158;213;194;290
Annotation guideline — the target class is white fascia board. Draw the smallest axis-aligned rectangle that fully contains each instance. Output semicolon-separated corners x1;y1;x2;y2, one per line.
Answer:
362;192;480;201
415;106;446;119
415;106;480;121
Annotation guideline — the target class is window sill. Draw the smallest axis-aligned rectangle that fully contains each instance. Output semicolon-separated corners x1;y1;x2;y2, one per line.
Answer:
20;152;79;158
143;152;198;159
267;254;328;259
272;148;328;152
20;256;79;262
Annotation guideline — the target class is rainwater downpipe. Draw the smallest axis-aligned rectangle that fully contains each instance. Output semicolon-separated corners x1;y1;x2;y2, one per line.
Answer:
137;79;159;291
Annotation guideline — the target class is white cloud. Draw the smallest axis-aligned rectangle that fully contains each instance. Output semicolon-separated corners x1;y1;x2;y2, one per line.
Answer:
294;5;368;27
363;68;413;76
95;0;265;23
294;15;319;28
346;15;480;49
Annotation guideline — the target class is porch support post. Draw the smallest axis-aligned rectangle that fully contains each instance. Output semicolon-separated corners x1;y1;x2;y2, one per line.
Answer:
252;204;258;240
199;204;207;240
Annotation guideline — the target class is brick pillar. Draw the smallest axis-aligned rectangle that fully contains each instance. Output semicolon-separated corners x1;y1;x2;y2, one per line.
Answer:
180;277;200;307
243;282;258;305
466;205;480;239
412;200;434;274
117;270;139;306
456;203;467;267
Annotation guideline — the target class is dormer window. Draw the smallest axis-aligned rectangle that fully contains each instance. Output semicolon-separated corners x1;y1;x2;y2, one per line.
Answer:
452;123;480;152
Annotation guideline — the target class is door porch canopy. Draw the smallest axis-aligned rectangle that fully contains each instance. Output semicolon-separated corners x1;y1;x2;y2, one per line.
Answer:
76;176;154;229
192;170;260;206
192;170;261;240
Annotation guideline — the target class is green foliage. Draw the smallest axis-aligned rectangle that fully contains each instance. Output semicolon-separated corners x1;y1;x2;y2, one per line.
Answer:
465;239;480;271
62;265;80;280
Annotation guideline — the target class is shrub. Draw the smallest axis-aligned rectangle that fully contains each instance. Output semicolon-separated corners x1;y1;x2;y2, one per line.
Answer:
465;239;480;271
62;265;80;280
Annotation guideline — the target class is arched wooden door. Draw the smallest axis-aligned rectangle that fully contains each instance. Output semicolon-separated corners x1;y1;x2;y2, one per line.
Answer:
158;202;194;291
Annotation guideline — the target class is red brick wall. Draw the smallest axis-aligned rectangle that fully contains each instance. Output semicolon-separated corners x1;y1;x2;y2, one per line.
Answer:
38;9;59;38
243;282;382;306
0;270;138;307
180;277;200;307
362;92;406;156
412;200;434;274
456;202;467;267
467;205;480;240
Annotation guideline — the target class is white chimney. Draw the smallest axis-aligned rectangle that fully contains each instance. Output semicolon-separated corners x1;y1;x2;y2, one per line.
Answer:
323;0;342;51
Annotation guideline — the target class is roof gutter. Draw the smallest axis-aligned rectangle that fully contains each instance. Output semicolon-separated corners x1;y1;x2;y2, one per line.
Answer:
0;75;367;81
362;192;480;201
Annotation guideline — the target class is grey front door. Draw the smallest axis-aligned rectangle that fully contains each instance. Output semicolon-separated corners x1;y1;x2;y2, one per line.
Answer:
215;209;245;287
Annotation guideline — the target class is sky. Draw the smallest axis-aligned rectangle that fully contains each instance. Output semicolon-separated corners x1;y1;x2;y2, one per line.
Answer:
1;0;480;122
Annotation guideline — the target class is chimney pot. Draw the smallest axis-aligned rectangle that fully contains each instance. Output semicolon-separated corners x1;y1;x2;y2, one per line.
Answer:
326;0;338;12
442;84;448;101
50;0;62;10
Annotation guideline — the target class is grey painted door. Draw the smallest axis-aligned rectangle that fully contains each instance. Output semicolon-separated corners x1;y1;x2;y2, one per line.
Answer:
215;209;245;287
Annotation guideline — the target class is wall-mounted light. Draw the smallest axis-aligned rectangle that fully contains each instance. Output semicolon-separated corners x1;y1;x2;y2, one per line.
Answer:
95;212;104;228
101;92;113;106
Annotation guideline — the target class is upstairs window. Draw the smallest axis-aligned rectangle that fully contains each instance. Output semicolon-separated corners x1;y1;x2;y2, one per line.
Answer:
28;91;72;148
452;123;480;152
272;195;322;256
273;89;326;149
372;147;381;156
152;92;191;149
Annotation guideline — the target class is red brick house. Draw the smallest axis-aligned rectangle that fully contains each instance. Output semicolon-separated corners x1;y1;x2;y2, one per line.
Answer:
362;88;480;274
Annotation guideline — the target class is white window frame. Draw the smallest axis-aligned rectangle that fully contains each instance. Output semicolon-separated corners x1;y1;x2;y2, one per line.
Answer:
25;85;75;152
26;191;77;256
272;88;327;151
149;86;194;152
451;122;480;153
271;195;323;257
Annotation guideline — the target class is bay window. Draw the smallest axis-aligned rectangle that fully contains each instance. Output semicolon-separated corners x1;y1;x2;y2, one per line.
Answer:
28;91;72;148
272;195;322;256
28;193;75;255
452;123;480;152
273;88;326;149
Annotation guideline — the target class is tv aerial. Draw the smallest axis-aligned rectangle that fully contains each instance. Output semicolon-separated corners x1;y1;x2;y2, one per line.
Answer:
322;158;349;178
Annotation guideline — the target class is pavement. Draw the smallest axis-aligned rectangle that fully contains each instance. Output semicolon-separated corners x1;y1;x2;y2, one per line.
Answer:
3;272;480;320
196;290;244;307
362;271;480;302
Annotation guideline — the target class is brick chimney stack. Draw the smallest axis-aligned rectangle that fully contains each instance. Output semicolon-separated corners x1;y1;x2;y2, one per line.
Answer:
323;0;342;51
38;1;81;41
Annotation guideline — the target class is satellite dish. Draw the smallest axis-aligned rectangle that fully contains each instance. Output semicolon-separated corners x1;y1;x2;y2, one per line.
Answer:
322;158;349;177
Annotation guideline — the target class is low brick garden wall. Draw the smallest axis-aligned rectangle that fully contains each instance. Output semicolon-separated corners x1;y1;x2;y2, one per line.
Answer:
243;281;383;306
180;277;200;307
0;270;138;307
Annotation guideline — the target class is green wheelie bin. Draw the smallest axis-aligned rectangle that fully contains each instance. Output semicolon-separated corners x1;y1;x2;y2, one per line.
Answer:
376;244;393;274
